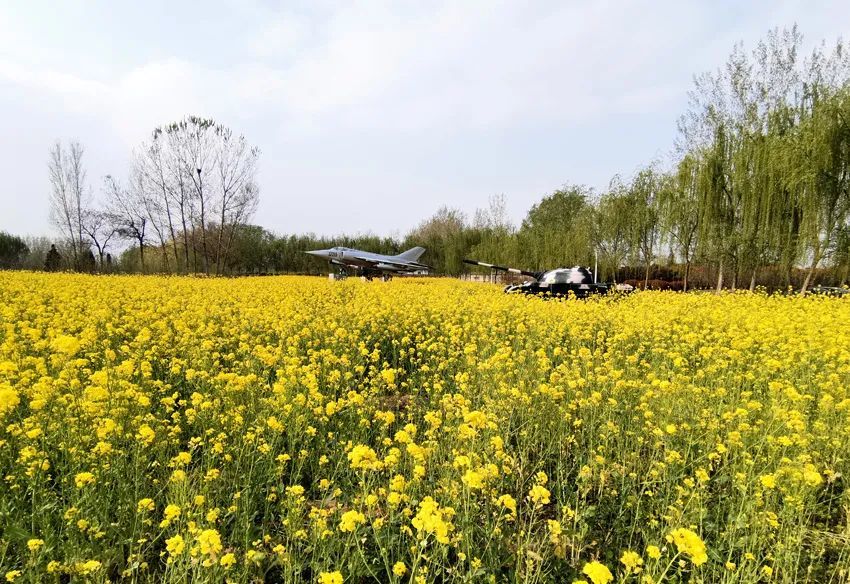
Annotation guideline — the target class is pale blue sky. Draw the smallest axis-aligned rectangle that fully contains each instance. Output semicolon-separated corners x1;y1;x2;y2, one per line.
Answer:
1;0;848;238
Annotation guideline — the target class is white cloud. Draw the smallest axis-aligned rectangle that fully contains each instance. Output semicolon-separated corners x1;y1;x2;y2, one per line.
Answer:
0;0;708;142
0;59;105;108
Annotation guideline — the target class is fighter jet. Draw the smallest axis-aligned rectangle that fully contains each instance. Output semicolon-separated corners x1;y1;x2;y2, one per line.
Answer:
306;246;430;279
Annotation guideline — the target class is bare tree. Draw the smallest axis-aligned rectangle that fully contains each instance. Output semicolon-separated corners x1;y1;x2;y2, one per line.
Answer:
104;175;148;272
180;117;217;274
80;209;117;268
134;139;183;271
68;141;88;260
132;164;173;273
134;116;260;274
218;181;260;272
48;140;90;264
212;126;260;274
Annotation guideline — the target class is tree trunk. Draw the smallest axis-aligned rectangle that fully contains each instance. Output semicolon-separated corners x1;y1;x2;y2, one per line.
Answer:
66;216;78;262
180;205;191;272
216;205;227;276
159;174;181;272
644;259;651;290
748;267;757;292
199;193;209;274
801;246;822;294
161;242;170;273
138;239;146;273
164;208;178;272
801;265;815;293
190;225;198;273
200;222;208;273
730;255;739;291
76;201;83;268
683;260;690;292
715;258;724;294
221;223;240;275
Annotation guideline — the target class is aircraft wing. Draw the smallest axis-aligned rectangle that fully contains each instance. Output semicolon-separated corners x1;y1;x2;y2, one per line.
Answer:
351;255;430;271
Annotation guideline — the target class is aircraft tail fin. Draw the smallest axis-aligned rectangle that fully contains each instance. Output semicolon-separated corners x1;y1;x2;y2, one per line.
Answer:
396;246;426;262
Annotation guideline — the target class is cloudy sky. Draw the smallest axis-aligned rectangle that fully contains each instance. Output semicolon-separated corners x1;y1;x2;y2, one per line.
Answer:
1;0;848;239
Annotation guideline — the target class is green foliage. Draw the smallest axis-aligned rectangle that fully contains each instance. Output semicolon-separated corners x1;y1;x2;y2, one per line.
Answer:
593;178;632;282
517;185;595;270
0;232;29;269
405;207;474;276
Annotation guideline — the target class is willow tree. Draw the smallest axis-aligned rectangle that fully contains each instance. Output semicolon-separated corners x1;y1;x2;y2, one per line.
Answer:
627;166;662;288
406;207;470;275
517;185;594;270
835;225;850;286
735;133;769;289
593;177;632;282
679;49;742;291
697;124;739;291
468;194;518;266
660;156;700;291
678;26;813;291
794;87;850;292
744;27;805;289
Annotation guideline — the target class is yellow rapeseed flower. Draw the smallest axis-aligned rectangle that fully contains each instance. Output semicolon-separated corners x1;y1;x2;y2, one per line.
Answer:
165;534;185;557
581;561;613;584
318;571;343;584
74;472;95;488
411;497;453;544
348;445;380;471
1;274;848;581
620;550;643;571
527;485;550;506
669;528;708;566
339;510;366;533
646;545;661;560
197;529;223;556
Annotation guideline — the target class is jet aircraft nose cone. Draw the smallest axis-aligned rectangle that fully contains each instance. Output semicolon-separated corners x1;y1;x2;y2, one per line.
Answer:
305;250;326;257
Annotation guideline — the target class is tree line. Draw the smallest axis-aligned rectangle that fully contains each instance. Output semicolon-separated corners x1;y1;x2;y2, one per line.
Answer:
2;26;849;291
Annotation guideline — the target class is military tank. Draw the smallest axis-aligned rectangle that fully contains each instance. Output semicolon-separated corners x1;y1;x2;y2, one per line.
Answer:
463;259;626;298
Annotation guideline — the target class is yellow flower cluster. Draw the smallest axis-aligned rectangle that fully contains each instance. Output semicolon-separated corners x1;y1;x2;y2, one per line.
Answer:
0;272;848;582
411;497;455;544
582;560;613;584
668;528;708;566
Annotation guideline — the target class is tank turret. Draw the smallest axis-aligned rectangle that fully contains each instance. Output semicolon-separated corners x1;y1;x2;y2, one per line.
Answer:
463;259;611;298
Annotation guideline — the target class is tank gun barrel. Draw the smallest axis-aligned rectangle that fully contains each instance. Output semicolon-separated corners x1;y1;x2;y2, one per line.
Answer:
463;259;542;280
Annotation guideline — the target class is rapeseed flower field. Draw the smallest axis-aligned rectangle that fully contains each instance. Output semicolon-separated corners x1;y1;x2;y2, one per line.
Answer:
0;273;848;583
